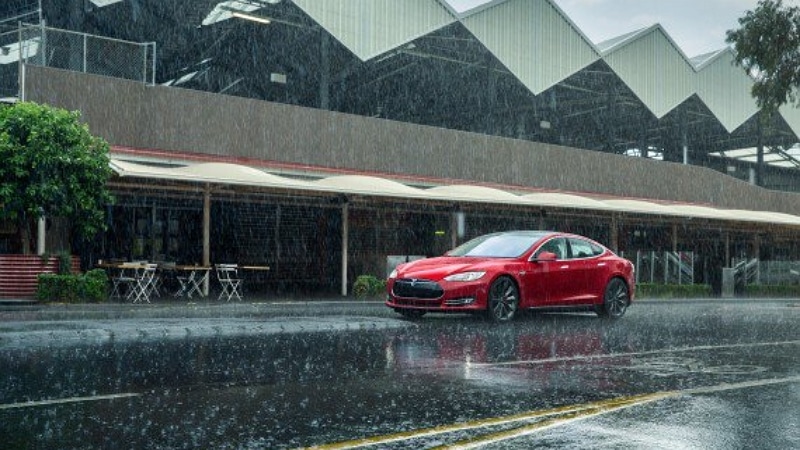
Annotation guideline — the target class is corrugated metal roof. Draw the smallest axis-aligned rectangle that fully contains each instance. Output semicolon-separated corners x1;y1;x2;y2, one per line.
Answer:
460;0;599;94
289;0;799;144
780;101;800;138
601;25;694;119
694;49;759;132
292;0;456;61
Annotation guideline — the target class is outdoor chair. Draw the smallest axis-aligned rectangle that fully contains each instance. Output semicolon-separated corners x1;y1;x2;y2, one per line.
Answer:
130;263;159;303
110;271;136;299
216;264;243;301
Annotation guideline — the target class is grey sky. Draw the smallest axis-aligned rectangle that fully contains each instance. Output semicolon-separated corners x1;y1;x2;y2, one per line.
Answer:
446;0;795;57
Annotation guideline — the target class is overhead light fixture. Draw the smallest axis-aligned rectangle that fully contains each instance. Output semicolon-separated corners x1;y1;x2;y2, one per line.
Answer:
231;11;271;24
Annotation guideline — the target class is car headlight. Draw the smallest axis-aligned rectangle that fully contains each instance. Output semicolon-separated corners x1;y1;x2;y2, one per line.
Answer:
444;271;486;282
389;269;397;279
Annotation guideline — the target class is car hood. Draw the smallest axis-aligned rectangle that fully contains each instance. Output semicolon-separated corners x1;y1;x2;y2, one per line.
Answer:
394;256;500;280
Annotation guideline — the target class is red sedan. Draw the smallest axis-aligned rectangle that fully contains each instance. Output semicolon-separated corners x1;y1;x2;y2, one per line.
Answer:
386;231;635;321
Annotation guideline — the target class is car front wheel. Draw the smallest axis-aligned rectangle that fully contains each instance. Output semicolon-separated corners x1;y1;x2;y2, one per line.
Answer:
596;278;629;319
487;276;519;322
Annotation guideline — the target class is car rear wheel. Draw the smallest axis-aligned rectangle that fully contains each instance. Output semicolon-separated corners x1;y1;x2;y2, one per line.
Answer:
596;278;629;319
487;276;519;322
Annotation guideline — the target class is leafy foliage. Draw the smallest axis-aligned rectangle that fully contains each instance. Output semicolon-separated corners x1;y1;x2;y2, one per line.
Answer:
36;269;109;303
0;102;113;250
726;0;800;113
353;274;386;298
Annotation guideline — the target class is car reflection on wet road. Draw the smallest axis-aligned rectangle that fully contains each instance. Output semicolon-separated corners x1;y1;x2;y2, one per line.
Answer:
1;300;799;449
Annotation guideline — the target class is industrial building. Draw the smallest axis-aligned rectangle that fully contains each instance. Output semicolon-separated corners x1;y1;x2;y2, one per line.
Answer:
1;0;799;296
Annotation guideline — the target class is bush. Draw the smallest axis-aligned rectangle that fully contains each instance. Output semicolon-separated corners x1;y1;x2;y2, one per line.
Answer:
353;274;386;298
743;284;800;297
37;269;109;303
636;283;713;299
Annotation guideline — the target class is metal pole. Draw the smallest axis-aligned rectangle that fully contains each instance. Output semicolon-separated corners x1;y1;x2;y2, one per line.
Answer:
18;23;25;101
610;214;619;253
341;201;349;297
151;42;156;85
203;185;211;295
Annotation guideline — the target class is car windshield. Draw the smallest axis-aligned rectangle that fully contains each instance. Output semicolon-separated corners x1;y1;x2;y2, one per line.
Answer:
448;232;547;258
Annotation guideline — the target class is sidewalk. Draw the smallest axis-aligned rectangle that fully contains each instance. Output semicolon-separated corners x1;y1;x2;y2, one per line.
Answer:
0;296;401;350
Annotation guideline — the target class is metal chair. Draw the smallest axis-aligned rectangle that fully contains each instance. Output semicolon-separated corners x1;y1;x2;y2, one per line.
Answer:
130;263;159;303
215;264;243;301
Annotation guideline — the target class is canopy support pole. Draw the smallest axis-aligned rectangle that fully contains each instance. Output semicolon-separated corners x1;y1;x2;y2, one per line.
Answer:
610;214;619;253
341;201;349;297
203;184;211;296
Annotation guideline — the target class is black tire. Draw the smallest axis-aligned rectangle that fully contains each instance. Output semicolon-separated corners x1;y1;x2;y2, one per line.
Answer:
596;278;629;319
397;309;426;320
486;276;519;322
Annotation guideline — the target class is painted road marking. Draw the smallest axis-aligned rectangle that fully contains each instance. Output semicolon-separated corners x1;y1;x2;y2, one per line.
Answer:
0;392;140;410
467;339;800;368
442;376;800;449
305;375;800;449
303;392;677;450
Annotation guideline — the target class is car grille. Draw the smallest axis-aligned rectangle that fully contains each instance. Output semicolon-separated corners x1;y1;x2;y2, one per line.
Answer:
392;278;444;299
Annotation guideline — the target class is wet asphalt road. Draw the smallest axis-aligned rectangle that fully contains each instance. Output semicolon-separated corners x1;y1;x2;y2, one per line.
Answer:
0;298;798;449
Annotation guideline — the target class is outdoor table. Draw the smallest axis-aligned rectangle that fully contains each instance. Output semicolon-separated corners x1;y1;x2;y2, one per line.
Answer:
173;265;211;299
239;265;271;271
236;265;271;300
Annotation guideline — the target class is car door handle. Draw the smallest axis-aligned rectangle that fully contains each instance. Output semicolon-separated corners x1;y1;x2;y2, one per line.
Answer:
597;262;606;267
560;265;569;269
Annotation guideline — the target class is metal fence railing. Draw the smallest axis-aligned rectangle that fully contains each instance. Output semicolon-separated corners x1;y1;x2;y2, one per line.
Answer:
0;23;155;100
621;251;695;285
734;259;800;286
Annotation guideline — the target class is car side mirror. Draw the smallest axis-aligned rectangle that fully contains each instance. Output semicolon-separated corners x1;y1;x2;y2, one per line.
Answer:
535;251;557;262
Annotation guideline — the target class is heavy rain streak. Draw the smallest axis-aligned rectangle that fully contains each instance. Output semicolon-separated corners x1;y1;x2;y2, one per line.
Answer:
1;0;800;449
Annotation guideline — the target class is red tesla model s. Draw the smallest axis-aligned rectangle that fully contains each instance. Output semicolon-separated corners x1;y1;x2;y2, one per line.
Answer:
386;230;635;321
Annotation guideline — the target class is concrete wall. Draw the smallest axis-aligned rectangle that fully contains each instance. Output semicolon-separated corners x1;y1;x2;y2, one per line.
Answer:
23;65;800;216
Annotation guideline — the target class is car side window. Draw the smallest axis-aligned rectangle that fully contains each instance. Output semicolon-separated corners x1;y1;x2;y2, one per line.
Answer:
567;237;601;259
534;237;567;260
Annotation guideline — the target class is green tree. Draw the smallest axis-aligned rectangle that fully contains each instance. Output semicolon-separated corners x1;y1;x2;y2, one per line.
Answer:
726;0;800;113
0;101;113;254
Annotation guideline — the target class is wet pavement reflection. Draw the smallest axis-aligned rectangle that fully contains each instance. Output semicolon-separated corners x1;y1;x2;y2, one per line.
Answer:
1;300;799;448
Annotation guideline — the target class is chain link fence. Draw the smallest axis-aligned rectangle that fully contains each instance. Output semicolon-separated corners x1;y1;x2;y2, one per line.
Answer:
0;23;155;99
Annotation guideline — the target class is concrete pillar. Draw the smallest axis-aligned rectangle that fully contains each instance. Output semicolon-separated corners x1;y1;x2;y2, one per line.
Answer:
36;214;45;256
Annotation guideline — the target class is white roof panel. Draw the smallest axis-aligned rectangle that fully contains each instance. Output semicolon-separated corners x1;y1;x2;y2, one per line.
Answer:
461;0;599;94
293;0;456;61
601;25;694;119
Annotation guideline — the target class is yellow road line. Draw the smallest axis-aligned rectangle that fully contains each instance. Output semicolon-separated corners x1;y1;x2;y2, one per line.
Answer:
437;392;678;449
304;375;800;449
302;392;677;450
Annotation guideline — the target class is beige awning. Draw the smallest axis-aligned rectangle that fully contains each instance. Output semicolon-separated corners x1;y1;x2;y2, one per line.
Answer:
520;192;614;211
425;184;523;203
110;159;316;190
313;175;433;200
110;158;800;227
